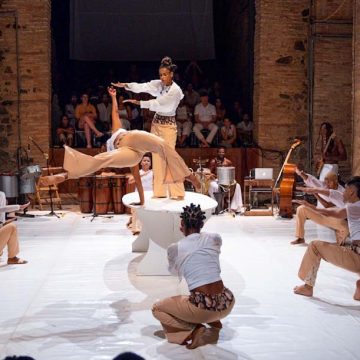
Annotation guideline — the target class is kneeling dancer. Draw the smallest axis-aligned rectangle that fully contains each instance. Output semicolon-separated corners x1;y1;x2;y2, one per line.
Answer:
152;204;235;349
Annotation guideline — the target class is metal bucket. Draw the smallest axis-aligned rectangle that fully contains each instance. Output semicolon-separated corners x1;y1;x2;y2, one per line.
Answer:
19;176;36;194
20;165;42;180
0;175;19;198
217;167;235;186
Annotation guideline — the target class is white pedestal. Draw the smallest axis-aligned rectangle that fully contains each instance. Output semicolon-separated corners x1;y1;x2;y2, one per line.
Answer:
122;191;217;275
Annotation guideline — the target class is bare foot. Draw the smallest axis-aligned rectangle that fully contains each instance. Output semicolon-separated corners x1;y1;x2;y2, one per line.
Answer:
293;284;313;297
171;196;185;201
95;132;104;138
291;238;305;245
8;256;27;265
354;280;360;301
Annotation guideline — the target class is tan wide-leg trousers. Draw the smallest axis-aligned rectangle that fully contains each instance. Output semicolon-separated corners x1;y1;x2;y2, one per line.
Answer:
63;130;191;183
0;223;19;258
298;240;360;287
151;123;185;198
295;205;349;244
152;295;235;345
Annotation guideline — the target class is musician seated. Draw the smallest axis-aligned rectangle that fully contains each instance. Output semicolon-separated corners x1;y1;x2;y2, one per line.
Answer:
0;191;29;265
208;147;243;213
291;169;348;245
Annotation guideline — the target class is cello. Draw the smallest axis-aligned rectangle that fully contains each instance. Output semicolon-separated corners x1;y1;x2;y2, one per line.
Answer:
274;139;302;218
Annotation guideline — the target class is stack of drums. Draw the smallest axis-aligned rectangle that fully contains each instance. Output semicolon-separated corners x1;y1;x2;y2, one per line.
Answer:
77;174;135;214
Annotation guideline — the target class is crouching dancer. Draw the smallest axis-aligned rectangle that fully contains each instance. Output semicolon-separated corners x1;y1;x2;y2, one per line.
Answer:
152;204;235;349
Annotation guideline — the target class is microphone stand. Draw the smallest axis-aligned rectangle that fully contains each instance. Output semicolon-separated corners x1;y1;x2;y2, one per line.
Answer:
29;136;61;218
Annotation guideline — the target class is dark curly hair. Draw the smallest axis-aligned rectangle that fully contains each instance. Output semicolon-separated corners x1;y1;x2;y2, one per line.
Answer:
180;203;206;230
159;56;177;72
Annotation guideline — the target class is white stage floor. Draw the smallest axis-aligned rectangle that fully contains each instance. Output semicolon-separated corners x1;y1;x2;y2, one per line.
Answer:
0;208;359;360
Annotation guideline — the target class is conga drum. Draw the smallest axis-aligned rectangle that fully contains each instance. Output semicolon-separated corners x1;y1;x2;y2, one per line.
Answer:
94;176;111;214
110;175;126;214
78;177;93;213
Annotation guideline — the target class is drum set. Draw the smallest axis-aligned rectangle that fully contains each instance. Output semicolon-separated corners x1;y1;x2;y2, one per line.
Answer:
191;157;236;215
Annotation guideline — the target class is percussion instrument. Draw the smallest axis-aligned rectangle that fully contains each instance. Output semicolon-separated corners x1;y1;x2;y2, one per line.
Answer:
0;174;18;198
78;177;94;213
94;176;112;215
19;176;36;194
194;168;214;195
20;165;42;180
109;175;127;214
217;167;235;186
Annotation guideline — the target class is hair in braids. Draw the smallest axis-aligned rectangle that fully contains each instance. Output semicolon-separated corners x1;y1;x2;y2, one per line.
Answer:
159;56;177;72
180;203;206;231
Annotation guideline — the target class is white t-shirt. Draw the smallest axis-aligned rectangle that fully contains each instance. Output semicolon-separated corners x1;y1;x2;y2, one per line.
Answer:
139;169;153;191
97;103;111;123
126;80;183;117
194;103;216;123
346;200;360;242
167;232;222;291
0;191;20;225
237;121;254;131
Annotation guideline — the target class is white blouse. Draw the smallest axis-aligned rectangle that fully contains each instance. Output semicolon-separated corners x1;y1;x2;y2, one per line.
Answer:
125;80;184;116
0;191;20;225
346;201;360;242
167;232;222;291
139;169;153;191
106;128;128;152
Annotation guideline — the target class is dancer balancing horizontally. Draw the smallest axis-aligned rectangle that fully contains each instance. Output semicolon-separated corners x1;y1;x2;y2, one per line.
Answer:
41;87;200;203
152;204;235;349
111;56;186;200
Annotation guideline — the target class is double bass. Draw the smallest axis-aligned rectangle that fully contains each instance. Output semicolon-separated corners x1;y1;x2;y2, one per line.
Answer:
274;139;302;218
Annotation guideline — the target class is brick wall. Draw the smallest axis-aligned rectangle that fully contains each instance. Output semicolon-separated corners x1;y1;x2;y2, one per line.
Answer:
0;0;51;173
353;0;360;175
253;0;309;173
253;0;354;178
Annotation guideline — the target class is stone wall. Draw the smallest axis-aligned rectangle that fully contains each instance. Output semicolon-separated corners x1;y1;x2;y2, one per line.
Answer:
0;0;51;173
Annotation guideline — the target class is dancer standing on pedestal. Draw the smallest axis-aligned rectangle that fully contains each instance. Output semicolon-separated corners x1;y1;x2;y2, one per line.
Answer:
41;87;200;203
111;56;185;199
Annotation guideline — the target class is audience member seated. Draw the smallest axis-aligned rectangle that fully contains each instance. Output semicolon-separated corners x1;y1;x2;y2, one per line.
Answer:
210;81;224;103
184;83;200;115
65;94;78;128
236;113;253;146
0;191;29;265
75;93;103;148
193;91;218;147
214;97;226;127
219;118;237;148
229;100;243;125
118;93;132;130
208;147;243;213
56;115;74;147
176;99;193;147
97;93;112;131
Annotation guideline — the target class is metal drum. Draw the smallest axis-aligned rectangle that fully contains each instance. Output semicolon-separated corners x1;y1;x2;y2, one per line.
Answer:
20;165;42;180
217;167;235;186
19;177;36;194
0;174;19;197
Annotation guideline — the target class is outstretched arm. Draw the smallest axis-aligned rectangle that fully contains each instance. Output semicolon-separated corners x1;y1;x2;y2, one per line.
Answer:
130;164;144;205
107;87;122;133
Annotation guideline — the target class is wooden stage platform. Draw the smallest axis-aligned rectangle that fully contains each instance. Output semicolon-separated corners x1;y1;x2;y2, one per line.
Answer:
49;147;260;193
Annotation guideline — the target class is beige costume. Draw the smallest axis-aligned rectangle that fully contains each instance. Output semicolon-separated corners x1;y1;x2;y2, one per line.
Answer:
63;130;191;184
298;201;360;287
296;205;349;244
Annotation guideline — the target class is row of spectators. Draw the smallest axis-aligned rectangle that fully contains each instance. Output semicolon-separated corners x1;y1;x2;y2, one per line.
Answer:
54;62;253;148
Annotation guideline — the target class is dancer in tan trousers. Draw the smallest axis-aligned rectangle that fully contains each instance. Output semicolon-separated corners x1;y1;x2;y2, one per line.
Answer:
293;176;360;300
291;170;347;245
152;204;235;349
0;191;28;265
112;56;185;199
41;87;200;202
